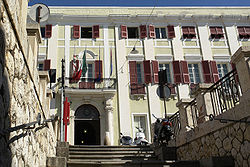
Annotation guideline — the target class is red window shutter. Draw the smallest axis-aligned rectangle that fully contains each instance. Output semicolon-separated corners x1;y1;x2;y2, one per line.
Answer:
167;25;175;39
182;27;189;35
210;61;219;83
210;27;217;35
148;25;155;38
95;60;102;79
73;25;80;39
180;61;190;84
201;60;212;83
173;61;182;84
140;25;147;39
121;25;128;38
45;24;52;38
152;60;159;84
237;27;246;37
143;60;152;84
137;84;146;94
245;27;250;35
216;27;223;35
168;84;176;94
92;25;99;38
189;27;196;35
129;61;138;84
43;59;51;71
129;61;138;95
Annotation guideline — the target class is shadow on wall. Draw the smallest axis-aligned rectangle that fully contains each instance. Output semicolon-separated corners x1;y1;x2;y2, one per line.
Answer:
0;25;12;166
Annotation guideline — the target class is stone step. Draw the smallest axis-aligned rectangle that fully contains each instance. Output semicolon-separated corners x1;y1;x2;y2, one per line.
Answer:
69;154;157;160
67;159;174;167
69;150;154;155
170;160;200;167
69;145;153;151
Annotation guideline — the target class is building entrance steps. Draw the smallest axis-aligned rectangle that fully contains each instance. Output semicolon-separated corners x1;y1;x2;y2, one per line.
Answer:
67;145;176;167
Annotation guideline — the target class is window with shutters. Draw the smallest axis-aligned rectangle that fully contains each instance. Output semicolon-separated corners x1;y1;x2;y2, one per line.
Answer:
210;26;224;39
237;26;250;40
128;27;139;39
182;26;196;39
217;63;229;79
40;27;45;38
188;64;201;84
38;63;44;71
155;28;167;39
136;63;144;84
81;27;92;38
159;63;172;83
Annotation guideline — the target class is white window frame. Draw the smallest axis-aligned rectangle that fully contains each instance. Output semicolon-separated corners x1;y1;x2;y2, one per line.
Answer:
180;25;200;48
217;63;230;79
131;113;150;142
208;25;228;48
188;63;202;84
158;62;173;84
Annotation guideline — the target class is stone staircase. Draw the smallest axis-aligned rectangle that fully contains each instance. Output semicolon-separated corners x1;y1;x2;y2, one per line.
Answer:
67;145;175;167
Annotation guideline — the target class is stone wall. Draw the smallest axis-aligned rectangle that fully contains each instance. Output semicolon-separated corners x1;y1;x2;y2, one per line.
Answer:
177;120;250;167
0;0;56;166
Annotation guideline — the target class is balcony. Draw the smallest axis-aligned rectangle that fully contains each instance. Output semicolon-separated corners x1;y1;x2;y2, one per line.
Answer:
64;77;117;97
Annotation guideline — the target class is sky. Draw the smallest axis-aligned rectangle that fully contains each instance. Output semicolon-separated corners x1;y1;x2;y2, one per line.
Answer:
28;0;250;7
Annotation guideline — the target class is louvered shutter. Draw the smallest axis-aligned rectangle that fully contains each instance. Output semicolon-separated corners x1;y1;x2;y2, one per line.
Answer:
210;61;219;83
202;60;212;83
210;27;217;35
181;61;190;84
173;61;182;84
121;25;128;38
245;27;250;35
167;25;175;39
92;25;99;38
168;84;176;94
140;25;147;39
73;25;80;39
143;60;152;84
43;59;51;71
148;25;156;38
189;27;196;35
45;24;52;38
237;27;245;38
216;27;223;35
95;60;102;80
137;84;146;94
129;61;138;94
182;27;189;35
152;60;159;84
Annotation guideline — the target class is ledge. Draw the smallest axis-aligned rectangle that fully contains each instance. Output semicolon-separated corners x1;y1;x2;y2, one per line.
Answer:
231;46;250;64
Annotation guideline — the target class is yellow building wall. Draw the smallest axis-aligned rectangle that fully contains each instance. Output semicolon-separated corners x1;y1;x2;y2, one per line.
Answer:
212;48;230;55
241;41;250;46
155;48;172;55
108;26;115;39
183;48;201;55
58;26;65;39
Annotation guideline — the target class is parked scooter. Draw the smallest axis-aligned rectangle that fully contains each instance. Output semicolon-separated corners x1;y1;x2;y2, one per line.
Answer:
133;127;149;146
120;133;133;145
152;114;173;145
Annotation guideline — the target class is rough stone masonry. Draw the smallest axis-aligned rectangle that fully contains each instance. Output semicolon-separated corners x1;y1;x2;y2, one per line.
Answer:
0;0;56;166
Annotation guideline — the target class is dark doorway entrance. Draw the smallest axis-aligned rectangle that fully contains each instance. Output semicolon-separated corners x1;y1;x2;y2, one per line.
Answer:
74;104;100;145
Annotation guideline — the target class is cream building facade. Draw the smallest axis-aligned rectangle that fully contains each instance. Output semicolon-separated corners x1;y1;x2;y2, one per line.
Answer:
35;6;250;146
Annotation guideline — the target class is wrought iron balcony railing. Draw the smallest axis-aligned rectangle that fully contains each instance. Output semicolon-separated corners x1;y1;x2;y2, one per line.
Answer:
169;111;181;139
65;77;117;90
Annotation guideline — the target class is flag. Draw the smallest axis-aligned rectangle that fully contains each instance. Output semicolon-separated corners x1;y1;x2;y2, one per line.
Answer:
82;50;87;77
96;45;101;82
110;48;113;77
71;59;82;83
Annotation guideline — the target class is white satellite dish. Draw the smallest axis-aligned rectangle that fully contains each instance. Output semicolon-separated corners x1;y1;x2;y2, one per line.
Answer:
29;3;50;23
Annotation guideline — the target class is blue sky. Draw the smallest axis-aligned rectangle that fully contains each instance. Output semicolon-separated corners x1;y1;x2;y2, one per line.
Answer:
28;0;250;7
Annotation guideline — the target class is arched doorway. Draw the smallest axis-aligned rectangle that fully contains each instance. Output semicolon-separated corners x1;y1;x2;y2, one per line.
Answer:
74;104;100;145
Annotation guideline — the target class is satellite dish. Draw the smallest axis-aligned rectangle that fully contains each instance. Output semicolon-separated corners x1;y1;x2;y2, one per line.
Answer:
29;3;50;23
157;85;171;99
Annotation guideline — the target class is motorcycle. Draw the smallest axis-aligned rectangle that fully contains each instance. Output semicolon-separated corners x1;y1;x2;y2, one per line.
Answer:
133;127;148;146
120;133;133;145
152;114;173;145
